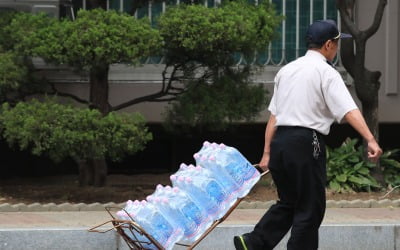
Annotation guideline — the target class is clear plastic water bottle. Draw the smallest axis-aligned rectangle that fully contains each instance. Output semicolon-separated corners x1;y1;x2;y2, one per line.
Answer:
177;163;190;173
116;210;151;248
147;184;206;243
197;154;240;205
172;163;196;178
122;199;137;214
216;143;260;197
116;200;159;250
116;201;151;248
172;166;229;220
193;141;211;158
163;186;212;242
151;195;196;244
171;174;219;220
193;141;219;165
195;166;233;217
146;185;182;229
129;200;183;250
146;184;168;202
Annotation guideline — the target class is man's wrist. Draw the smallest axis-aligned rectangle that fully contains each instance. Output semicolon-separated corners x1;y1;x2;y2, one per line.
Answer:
366;136;376;144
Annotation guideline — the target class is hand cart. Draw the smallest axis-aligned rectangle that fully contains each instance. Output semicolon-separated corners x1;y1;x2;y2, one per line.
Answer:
88;167;269;250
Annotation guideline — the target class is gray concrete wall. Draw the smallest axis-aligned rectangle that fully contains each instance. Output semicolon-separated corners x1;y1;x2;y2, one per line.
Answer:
1;224;399;250
41;64;353;123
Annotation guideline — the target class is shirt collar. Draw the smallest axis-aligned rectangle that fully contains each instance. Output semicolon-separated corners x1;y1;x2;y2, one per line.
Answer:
305;50;327;62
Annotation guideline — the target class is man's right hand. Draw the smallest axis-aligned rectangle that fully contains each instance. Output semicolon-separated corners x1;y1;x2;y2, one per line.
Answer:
367;140;383;163
258;153;270;172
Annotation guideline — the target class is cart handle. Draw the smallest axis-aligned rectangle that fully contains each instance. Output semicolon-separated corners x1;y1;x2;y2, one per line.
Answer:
254;164;270;177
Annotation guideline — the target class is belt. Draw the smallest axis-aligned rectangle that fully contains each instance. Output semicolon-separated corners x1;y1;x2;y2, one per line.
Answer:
276;126;324;139
277;126;324;159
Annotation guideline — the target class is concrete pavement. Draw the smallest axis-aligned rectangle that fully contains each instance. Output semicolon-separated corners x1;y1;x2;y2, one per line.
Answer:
0;204;400;249
1;207;399;229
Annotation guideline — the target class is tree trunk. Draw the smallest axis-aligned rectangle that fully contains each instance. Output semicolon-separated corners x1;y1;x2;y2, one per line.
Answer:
361;89;379;141
361;91;384;185
89;65;110;114
88;65;110;187
77;159;94;186
92;158;108;187
76;158;107;187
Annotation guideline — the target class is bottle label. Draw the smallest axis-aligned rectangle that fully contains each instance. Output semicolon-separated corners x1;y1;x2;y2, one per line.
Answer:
153;213;173;242
206;181;225;204
182;202;203;226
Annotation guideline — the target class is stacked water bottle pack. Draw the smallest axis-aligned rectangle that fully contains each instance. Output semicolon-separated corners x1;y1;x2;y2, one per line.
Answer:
116;141;261;250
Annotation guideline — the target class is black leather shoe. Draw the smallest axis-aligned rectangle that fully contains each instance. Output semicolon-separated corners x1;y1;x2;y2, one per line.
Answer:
233;235;252;250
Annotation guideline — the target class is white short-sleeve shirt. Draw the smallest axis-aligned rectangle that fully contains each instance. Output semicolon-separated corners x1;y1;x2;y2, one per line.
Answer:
268;50;358;135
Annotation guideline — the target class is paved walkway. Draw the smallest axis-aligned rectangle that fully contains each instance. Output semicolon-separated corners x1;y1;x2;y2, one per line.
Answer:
1;207;399;229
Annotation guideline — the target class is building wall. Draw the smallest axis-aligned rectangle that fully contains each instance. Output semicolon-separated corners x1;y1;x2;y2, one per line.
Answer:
33;0;400;124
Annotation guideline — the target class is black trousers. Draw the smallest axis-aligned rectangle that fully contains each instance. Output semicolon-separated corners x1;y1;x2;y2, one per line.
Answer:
248;126;327;250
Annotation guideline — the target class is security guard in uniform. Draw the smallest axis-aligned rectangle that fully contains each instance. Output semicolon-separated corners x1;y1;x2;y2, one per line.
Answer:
234;19;382;250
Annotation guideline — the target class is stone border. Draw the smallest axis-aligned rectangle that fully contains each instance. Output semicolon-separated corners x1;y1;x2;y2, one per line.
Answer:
0;202;125;212
1;199;400;212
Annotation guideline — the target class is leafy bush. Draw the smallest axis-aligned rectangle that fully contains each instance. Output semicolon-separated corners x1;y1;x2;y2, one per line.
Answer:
0;9;18;51
0;99;152;162
158;0;281;65
11;9;162;70
326;138;380;192
381;149;400;188
158;1;280;130
163;71;267;131
4;12;55;54
0;52;28;99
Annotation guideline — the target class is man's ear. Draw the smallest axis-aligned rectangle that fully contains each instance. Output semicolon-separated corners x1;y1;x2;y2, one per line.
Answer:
326;39;338;49
321;40;329;51
325;40;332;48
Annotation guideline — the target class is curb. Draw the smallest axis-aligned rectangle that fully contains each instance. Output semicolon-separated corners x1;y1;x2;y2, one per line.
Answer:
0;202;125;212
1;199;400;212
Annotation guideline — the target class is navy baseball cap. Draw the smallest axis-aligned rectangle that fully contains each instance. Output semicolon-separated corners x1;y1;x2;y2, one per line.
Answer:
306;20;352;45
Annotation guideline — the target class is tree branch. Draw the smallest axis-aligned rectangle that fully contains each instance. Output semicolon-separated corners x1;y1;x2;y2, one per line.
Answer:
150;97;179;102
111;91;175;111
112;64;184;111
336;0;360;37
163;63;179;93
336;0;357;77
111;63;215;112
48;82;91;105
364;0;387;39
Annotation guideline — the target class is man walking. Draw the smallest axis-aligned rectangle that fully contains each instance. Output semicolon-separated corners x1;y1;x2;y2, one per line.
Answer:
233;20;382;250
